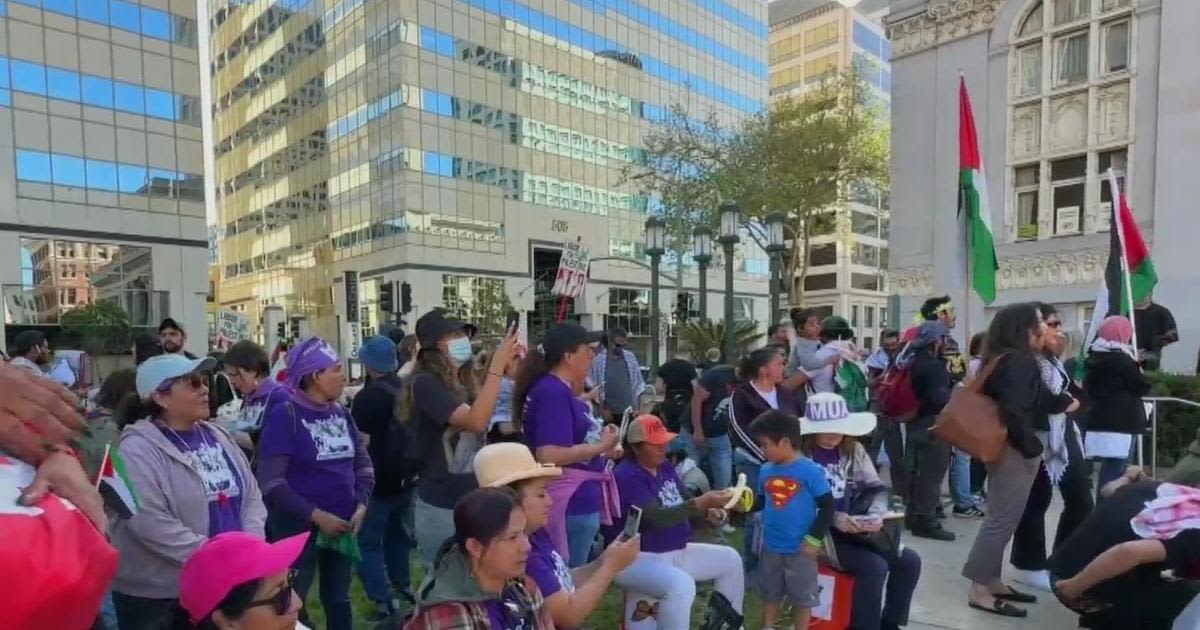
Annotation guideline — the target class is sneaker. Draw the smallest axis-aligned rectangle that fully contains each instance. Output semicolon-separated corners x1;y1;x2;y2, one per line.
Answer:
910;523;956;541
953;505;986;519
1011;568;1053;592
720;523;736;534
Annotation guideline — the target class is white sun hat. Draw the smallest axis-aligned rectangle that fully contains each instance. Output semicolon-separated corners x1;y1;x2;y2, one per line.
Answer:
799;392;877;437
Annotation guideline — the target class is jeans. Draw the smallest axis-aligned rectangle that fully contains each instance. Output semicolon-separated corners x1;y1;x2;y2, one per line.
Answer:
614;543;745;629
269;511;354;630
949;448;975;509
1095;457;1130;503
413;497;456;573
878;419;909;501
112;592;176;630
832;540;922;629
733;448;763;579
678;428;733;490
565;511;602;568
99;591;117;630
357;489;416;611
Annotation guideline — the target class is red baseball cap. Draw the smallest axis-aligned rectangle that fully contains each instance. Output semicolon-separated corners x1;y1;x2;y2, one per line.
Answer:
179;531;308;623
627;414;677;445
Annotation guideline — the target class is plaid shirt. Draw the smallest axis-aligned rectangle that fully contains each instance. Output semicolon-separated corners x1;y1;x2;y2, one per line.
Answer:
403;576;555;630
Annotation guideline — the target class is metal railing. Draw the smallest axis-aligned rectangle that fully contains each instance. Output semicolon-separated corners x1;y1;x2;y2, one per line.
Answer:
1143;396;1200;477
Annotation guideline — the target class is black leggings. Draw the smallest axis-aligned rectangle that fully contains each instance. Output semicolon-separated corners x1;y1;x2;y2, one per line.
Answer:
1010;427;1094;571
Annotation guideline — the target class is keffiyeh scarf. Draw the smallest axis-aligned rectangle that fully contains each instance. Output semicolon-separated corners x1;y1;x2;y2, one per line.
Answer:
1037;356;1082;484
1130;482;1200;540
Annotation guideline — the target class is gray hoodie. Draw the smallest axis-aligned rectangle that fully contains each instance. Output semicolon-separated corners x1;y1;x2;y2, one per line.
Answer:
109;418;267;599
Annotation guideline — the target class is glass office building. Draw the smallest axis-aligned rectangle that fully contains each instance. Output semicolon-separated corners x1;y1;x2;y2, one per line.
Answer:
0;0;208;353
208;0;770;354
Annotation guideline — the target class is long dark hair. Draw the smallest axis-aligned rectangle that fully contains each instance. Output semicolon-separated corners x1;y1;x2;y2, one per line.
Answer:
173;579;262;629
982;302;1042;364
510;348;552;432
399;346;479;424
435;487;520;564
738;347;780;381
118;395;165;428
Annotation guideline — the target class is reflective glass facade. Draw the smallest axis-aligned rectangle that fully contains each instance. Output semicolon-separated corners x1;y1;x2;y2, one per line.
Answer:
211;0;768;339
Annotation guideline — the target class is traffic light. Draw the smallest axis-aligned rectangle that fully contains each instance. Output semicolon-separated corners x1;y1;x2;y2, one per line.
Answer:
276;321;286;340
400;282;413;314
289;318;301;339
675;292;689;321
379;281;396;314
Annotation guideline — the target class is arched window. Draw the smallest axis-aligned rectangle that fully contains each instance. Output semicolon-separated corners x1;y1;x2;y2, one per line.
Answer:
1008;0;1133;242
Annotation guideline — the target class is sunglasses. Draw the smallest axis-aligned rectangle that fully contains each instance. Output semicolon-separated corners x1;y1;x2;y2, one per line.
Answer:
245;573;296;617
171;373;208;390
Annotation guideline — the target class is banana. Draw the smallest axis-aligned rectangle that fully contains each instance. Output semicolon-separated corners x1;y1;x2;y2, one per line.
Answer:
724;472;749;510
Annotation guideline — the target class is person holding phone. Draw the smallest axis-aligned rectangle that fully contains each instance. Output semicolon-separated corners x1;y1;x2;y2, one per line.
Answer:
399;311;520;571
474;442;639;629
796;394;923;630
513;322;620;568
608;414;744;628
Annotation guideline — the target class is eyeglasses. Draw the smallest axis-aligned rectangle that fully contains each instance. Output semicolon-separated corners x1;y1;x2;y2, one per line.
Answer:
245;574;296;617
172;373;207;390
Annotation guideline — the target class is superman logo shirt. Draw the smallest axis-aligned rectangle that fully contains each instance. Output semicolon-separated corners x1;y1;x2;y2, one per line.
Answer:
758;457;831;554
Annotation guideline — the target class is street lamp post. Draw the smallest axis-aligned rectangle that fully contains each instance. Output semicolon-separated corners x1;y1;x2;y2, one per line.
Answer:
692;227;713;324
644;216;666;371
765;212;787;326
718;203;741;362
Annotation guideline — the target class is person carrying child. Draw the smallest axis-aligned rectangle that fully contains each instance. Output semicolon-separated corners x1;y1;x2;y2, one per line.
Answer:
748;409;835;630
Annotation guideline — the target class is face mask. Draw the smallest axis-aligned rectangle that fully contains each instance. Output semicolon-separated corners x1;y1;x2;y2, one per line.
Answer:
447;337;474;366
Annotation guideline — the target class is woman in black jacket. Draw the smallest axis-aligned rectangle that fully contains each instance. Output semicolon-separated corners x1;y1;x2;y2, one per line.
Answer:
727;346;803;581
962;303;1079;618
1082;315;1151;502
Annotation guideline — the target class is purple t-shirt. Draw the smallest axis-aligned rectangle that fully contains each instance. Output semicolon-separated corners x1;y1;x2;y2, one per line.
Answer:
156;423;244;536
258;392;360;519
241;378;286;431
809;446;850;512
610;459;691;553
483;598;534;629
522;376;604;515
527;528;575;599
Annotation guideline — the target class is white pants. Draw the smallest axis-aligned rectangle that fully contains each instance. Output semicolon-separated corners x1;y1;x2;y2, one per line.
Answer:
614;542;745;629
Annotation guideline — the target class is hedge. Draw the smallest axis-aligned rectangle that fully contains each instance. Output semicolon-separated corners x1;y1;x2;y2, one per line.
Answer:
1147;371;1200;468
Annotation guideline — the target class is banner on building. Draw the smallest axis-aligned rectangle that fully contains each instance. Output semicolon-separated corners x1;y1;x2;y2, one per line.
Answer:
551;240;591;298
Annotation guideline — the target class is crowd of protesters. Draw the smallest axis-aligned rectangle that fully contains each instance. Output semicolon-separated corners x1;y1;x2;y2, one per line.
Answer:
0;287;1194;630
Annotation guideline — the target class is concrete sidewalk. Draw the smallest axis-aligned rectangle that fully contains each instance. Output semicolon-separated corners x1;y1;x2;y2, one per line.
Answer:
899;498;1078;630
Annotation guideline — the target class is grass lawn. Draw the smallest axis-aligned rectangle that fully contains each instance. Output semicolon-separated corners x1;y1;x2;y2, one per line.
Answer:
305;528;774;629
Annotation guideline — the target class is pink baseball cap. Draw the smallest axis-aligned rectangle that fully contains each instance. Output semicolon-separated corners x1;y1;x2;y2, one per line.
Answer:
179;531;309;623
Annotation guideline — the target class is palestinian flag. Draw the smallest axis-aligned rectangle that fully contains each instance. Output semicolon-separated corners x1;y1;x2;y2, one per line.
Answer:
958;76;998;305
1075;171;1157;377
97;445;139;519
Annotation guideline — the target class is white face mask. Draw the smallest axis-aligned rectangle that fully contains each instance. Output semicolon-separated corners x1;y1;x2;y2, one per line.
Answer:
447;337;473;366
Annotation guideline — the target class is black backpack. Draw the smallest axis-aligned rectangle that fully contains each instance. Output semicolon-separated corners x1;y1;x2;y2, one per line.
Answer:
368;380;419;486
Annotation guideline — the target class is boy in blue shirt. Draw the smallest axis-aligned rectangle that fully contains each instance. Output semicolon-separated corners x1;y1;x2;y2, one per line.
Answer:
749;409;835;630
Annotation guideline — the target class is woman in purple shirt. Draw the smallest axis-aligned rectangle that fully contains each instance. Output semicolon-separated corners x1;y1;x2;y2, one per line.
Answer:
513;322;620;568
474;442;639;629
222;340;287;439
256;337;374;630
609;415;744;628
109;354;266;630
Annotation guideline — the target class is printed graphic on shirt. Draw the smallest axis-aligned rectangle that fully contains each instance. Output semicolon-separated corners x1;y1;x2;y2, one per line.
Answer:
550;548;576;593
764;476;802;508
582;409;603;446
658;478;684;508
240;402;267;431
184;443;242;502
301;415;355;461
818;458;852;501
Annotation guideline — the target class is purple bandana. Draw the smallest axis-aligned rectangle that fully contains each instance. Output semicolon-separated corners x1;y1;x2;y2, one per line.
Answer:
286;337;339;388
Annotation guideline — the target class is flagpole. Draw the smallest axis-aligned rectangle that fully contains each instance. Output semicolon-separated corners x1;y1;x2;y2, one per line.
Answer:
96;443;109;489
959;69;972;345
1107;168;1139;353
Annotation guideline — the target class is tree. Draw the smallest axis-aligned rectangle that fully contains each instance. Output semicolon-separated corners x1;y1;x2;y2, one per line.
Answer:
60;300;133;355
625;73;889;305
676;320;763;360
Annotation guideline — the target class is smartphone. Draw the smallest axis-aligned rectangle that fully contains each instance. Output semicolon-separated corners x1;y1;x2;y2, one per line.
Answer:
621;505;643;540
505;310;520;333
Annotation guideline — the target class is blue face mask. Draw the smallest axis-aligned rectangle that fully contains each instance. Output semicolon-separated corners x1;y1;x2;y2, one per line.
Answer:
447;337;473;366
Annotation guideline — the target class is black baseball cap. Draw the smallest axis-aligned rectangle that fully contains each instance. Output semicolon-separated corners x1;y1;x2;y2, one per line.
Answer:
13;330;47;355
607;325;628;338
415;310;471;348
541;322;604;362
159;317;185;334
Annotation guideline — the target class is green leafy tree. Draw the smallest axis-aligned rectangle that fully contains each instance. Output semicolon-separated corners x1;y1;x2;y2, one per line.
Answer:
625;73;889;305
60;300;133;355
677;320;763;360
